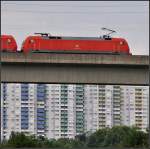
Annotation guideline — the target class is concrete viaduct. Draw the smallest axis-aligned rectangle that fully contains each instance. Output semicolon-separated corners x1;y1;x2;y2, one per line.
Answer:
1;53;149;85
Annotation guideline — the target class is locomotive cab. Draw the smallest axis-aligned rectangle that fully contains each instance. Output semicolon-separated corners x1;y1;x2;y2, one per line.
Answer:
21;36;40;53
0;35;17;52
114;38;130;55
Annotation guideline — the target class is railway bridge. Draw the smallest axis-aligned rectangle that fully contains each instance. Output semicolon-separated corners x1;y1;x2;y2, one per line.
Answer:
1;53;149;85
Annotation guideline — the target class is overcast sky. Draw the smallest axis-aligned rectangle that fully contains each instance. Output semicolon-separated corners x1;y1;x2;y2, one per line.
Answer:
1;1;149;55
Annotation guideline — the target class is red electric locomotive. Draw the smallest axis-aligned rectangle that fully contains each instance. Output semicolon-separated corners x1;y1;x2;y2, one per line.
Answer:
0;35;17;52
21;33;130;55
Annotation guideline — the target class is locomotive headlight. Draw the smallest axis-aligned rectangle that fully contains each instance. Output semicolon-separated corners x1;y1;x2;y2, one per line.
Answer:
30;39;34;43
7;39;11;43
120;41;124;45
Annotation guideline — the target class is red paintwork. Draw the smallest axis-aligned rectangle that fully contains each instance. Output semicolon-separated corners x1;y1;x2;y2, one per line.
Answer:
21;35;130;55
0;35;17;52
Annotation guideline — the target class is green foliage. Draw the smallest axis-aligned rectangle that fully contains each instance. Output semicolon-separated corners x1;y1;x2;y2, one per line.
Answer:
0;126;149;148
75;133;86;142
86;126;149;148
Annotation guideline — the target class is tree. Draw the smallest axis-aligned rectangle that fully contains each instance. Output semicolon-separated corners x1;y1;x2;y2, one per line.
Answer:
1;126;148;148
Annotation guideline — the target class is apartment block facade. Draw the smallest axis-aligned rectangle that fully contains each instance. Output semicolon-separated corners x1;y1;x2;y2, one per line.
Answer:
1;83;149;140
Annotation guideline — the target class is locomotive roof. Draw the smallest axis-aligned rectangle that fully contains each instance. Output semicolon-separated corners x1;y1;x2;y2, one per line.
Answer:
1;35;15;38
62;36;110;40
37;35;114;40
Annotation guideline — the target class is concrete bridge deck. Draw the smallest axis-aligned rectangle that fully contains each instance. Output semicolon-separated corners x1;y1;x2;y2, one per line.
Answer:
1;53;149;85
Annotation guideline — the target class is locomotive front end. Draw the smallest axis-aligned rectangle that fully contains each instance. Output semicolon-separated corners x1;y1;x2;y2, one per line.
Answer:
0;35;17;52
21;36;40;54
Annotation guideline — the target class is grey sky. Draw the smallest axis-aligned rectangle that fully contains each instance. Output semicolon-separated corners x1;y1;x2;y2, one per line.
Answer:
1;1;149;55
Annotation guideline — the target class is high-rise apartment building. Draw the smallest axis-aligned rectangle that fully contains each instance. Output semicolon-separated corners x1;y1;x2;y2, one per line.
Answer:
45;84;84;139
1;83;38;140
122;86;149;131
84;85;149;132
1;83;149;140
